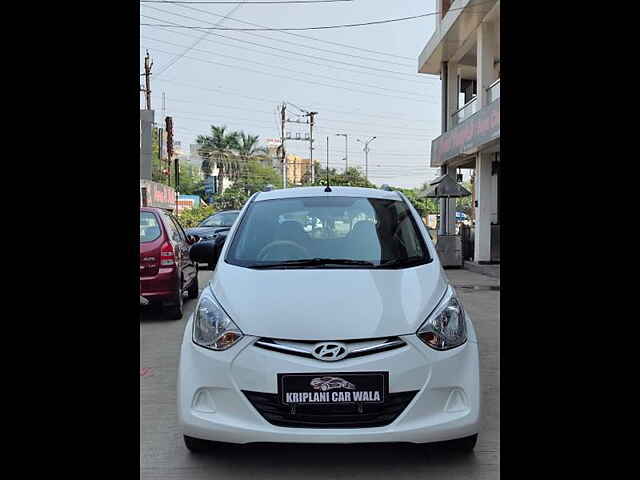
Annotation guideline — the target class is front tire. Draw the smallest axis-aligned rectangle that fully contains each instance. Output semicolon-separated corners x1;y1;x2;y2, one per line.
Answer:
165;279;184;320
187;272;199;299
184;435;212;453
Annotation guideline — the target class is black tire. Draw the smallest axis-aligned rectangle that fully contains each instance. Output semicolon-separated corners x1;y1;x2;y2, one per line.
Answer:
187;272;199;299
165;279;184;320
443;434;478;452
184;435;213;453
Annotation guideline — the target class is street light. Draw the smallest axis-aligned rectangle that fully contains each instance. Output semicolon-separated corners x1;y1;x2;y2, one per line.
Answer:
356;136;376;182
335;133;348;172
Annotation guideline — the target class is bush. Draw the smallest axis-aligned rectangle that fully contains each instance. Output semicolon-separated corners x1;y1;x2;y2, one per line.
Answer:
177;205;217;228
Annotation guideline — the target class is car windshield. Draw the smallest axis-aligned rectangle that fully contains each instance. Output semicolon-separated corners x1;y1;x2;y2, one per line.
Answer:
226;196;430;269
140;212;161;243
200;211;238;227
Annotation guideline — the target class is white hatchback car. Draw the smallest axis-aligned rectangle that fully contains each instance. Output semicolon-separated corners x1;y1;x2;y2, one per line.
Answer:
179;186;481;452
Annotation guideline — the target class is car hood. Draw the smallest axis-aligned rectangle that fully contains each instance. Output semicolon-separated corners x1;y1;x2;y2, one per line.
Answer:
186;226;229;237
210;261;448;340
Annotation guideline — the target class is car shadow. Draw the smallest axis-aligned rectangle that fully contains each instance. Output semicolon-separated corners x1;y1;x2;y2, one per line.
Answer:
139;297;195;323
185;441;481;474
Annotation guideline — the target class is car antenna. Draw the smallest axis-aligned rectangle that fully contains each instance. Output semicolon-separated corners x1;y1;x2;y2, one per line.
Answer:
324;135;332;192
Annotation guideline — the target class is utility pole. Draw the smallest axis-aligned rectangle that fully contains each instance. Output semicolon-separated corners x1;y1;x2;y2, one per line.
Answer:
335;133;348;172
286;109;317;185
280;103;287;188
166;116;174;188
357;136;376;182
304;111;317;183
326;136;329;183
141;50;153;110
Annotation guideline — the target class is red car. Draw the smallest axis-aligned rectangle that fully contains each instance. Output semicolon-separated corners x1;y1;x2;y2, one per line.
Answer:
140;207;199;319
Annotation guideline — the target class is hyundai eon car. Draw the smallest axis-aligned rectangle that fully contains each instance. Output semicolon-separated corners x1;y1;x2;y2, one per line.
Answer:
179;186;481;452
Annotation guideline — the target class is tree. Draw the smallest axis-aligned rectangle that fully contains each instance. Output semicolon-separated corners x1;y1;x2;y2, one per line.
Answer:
307;165;376;189
177;162;204;196
237;131;268;162
196;125;240;195
233;159;283;195
211;185;249;210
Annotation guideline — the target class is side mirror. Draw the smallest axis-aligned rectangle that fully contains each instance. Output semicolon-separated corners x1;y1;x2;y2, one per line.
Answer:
189;239;217;264
189;234;227;266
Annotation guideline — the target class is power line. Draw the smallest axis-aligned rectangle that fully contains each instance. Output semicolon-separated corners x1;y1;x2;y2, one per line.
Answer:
154;107;437;141
143;1;418;63
153;77;437;123
141;11;436;83
142;35;431;98
154;96;440;133
140;2;492;31
153;0;245;77
140;44;431;102
141;0;352;3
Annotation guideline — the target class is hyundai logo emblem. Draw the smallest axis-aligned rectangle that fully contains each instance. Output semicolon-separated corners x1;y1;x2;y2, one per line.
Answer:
312;342;349;361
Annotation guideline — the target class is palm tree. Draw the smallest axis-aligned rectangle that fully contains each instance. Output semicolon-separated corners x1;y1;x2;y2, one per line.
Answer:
237;131;268;162
196;125;240;195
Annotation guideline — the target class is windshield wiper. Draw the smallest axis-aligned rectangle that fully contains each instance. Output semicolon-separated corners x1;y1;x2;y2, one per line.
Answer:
248;258;375;269
377;256;427;269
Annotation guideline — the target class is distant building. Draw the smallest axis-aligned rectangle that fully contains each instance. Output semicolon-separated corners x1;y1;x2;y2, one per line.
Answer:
288;155;312;186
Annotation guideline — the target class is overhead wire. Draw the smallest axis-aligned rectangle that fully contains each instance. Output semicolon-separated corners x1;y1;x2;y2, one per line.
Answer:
142;35;432;98
141;2;492;31
140;44;431;102
141;11;435;84
141;2;418;66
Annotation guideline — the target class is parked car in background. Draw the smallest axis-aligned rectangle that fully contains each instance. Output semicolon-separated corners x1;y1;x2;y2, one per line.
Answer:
140;207;199;319
185;210;240;242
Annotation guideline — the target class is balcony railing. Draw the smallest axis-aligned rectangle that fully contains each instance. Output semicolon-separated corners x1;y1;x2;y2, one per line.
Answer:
451;97;478;127
487;78;500;103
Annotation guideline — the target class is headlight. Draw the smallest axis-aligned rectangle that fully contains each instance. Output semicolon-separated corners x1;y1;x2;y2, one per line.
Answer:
193;288;243;350
417;286;467;350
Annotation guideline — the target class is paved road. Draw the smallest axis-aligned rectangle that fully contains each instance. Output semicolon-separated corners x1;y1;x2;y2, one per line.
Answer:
141;268;500;479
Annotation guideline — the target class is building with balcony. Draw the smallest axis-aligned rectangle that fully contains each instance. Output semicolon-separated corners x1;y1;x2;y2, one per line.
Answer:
419;0;500;264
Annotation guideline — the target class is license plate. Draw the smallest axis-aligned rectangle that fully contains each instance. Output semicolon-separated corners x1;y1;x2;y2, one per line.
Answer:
278;372;388;405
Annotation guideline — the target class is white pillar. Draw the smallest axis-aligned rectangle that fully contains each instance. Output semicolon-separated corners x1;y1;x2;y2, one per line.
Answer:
477;20;497;109
490;161;498;225
446;167;457;234
446;61;459;131
474;153;492;263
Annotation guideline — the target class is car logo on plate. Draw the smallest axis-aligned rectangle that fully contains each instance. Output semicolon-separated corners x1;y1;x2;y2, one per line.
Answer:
311;342;349;361
310;376;356;391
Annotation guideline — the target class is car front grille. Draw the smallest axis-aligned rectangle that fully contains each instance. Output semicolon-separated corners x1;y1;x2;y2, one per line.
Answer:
253;337;407;361
243;390;418;428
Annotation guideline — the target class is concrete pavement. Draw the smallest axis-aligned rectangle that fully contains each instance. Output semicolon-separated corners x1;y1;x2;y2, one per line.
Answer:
140;267;500;479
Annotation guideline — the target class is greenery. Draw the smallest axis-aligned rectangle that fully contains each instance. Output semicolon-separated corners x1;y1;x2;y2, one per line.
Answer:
306;164;376;189
177;205;217;228
196;126;274;196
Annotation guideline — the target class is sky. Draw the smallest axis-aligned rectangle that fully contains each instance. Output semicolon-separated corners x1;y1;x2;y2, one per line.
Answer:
139;0;443;189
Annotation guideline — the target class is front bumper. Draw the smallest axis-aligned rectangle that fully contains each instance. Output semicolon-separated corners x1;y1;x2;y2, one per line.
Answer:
177;316;481;444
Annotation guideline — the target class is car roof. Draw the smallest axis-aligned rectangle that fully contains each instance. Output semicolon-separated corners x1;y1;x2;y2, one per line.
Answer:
254;186;402;202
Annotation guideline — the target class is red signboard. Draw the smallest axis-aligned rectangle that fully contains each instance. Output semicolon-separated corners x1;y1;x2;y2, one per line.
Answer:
431;100;500;166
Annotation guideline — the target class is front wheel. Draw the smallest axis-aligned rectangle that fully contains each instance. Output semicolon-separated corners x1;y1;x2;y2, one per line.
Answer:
184;435;212;453
187;272;199;299
165;279;184;320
